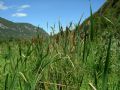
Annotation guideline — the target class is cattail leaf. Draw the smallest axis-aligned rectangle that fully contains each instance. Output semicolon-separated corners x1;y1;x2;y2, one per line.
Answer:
19;72;28;83
103;16;114;25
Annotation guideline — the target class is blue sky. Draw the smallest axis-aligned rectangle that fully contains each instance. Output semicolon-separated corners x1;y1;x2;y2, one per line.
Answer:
0;0;105;33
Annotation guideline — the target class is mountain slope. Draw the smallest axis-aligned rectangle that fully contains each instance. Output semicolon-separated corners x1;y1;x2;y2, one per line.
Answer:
0;17;48;40
80;0;120;39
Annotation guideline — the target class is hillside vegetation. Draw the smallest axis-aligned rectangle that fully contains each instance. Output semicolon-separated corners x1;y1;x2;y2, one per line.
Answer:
0;17;48;40
82;0;120;39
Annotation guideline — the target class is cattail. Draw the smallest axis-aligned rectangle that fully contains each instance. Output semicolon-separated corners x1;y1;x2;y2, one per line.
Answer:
55;35;59;44
46;45;50;54
60;26;64;36
66;26;69;37
72;31;76;46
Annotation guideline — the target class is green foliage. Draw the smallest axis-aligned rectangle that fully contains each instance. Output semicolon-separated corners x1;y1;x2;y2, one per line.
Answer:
0;17;119;90
0;0;120;90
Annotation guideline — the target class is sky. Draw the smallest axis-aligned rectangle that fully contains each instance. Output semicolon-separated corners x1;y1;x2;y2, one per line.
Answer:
0;0;105;34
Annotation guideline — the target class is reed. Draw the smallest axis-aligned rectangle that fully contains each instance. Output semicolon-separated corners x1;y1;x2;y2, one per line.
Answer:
0;4;119;90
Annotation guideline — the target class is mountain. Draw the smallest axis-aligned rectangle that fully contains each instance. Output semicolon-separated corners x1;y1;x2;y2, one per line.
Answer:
0;17;48;40
80;0;120;39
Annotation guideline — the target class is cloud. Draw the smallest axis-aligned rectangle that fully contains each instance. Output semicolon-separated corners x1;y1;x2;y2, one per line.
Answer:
12;13;27;17
20;5;30;8
0;1;9;10
11;4;30;18
0;1;30;17
17;4;30;11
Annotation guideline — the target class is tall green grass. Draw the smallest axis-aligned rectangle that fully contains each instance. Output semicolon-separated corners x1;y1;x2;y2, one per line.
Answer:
0;4;119;90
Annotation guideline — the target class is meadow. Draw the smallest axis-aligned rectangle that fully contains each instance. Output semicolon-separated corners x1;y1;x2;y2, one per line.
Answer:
0;7;120;90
